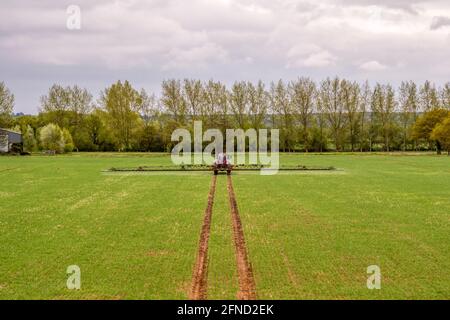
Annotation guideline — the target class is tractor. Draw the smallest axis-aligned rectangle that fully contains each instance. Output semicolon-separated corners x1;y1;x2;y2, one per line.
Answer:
213;152;233;175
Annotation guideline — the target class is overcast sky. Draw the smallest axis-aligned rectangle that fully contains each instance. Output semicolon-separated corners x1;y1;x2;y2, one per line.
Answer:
1;0;449;114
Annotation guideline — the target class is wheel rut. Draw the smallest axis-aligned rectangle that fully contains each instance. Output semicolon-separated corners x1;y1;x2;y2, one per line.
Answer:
189;175;217;300
226;175;257;300
189;174;257;300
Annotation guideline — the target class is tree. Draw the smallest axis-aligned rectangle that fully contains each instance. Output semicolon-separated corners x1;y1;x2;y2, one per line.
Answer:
341;80;361;152
40;84;71;128
359;81;371;151
204;80;228;131
40;85;93;149
315;88;328;152
412;108;450;154
440;83;450;109
100;80;141;150
23;125;37;152
289;77;316;152
84;109;113;151
183;79;204;122
161;79;187;126
431;116;450;155
247;81;268;131
13;77;450;153
398;81;418;151
0;81;14;128
270;80;294;152
419;80;440;111
229;81;249;129
39;123;65;153
371;84;396;151
320;77;346;151
138;89;159;125
62;128;75;152
68;85;93;127
137;89;163;151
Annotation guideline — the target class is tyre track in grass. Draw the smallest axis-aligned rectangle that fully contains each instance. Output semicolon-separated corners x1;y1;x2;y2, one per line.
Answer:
189;175;217;300
226;175;257;300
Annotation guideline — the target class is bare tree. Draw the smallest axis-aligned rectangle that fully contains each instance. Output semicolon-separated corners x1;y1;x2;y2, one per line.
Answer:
204;80;228;132
372;84;396;151
341;80;361;152
183;79;204;122
419;80;440;111
139;89;159;125
359;81;371;152
0;81;14;128
315;88;327;153
40;84;71;128
320;77;346;151
229;81;249;129
69;85;93;128
161;79;187;126
440;83;450;109
270;80;293;152
398;81;418;151
247;81;268;130
289;77;316;152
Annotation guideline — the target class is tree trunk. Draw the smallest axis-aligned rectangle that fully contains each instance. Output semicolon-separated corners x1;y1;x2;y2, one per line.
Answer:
403;129;407;152
350;127;354;152
320;126;323;153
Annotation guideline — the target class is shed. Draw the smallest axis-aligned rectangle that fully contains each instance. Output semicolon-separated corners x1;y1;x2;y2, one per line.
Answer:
0;128;22;153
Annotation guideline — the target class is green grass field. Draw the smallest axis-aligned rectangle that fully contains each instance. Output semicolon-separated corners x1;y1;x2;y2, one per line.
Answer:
0;153;449;299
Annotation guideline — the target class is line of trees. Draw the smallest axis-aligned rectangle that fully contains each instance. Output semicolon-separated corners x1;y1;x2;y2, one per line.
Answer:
1;78;449;154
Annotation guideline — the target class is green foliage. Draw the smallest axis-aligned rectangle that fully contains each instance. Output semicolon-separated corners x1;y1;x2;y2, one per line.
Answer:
62;128;75;153
100;80;141;151
412;109;449;141
431;116;450;154
39;123;65;153
412;109;450;154
40;84;93;128
6;79;450;153
23;125;37;152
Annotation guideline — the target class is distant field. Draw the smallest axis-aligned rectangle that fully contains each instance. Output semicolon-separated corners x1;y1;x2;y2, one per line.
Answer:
0;153;449;299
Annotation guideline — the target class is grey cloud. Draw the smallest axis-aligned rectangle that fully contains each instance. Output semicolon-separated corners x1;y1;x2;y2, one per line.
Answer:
336;0;423;14
430;16;450;29
0;0;449;114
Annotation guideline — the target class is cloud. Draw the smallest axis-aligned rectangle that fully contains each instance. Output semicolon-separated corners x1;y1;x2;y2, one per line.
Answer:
162;43;229;70
286;44;337;68
303;51;337;67
0;0;449;113
430;16;450;29
359;60;388;71
335;0;421;14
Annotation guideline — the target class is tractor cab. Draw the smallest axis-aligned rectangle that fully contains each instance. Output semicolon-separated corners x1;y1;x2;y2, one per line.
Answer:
216;152;230;165
213;153;233;175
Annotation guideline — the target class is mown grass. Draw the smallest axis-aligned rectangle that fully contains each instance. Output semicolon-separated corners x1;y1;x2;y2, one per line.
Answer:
0;153;449;299
233;154;450;299
0;154;210;299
